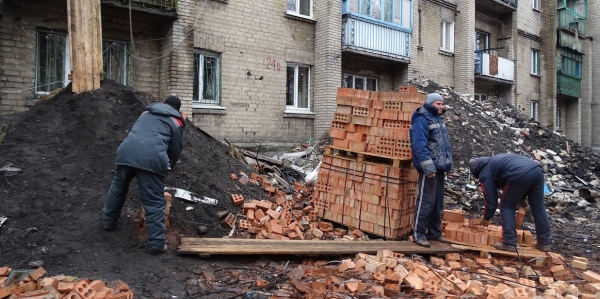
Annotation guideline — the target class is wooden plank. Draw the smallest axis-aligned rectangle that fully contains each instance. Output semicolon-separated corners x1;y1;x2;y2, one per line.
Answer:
450;243;547;259
67;0;102;93
177;238;460;256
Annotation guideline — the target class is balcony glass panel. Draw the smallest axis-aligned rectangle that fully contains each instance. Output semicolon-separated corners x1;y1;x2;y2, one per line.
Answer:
342;15;411;58
343;0;412;30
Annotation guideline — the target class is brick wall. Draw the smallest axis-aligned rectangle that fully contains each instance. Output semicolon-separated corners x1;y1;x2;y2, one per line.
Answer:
589;2;600;152
342;56;397;92
514;35;541;116
186;0;316;144
538;0;557;129
313;0;342;140
0;1;163;115
453;0;475;95
579;38;592;147
413;0;456;88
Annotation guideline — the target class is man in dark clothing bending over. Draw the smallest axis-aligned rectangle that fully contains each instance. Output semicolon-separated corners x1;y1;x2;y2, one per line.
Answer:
469;154;551;252
102;96;185;255
410;93;453;247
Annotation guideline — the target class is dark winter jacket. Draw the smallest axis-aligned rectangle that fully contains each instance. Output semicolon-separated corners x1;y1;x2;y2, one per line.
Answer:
470;154;541;220
116;102;185;175
409;103;453;174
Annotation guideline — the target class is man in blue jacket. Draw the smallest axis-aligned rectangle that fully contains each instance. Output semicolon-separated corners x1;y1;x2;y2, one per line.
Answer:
469;154;551;252
410;93;453;247
102;96;185;255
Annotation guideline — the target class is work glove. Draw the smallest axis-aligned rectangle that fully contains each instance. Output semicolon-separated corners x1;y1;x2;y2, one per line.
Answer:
426;172;436;179
479;217;490;227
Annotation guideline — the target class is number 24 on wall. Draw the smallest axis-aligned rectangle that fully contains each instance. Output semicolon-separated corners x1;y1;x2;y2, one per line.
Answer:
266;57;281;71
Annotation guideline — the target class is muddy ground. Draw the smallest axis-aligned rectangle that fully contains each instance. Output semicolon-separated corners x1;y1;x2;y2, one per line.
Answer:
0;80;275;298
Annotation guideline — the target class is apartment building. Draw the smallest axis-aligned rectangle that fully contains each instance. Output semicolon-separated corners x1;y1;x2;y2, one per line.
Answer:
1;0;599;151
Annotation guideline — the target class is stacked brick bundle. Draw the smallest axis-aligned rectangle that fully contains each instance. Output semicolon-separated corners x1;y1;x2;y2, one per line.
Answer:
329;86;424;157
0;266;133;299
441;209;534;247
312;86;424;238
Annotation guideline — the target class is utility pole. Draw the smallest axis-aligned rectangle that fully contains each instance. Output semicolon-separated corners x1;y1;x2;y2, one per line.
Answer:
67;0;103;93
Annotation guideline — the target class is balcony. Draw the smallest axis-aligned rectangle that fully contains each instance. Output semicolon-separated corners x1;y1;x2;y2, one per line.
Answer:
557;73;581;98
558;8;586;36
101;0;177;17
475;0;517;14
474;51;514;82
341;14;411;62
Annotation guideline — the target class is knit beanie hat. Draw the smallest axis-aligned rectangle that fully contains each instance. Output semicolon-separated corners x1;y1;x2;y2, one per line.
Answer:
425;93;444;105
163;96;181;111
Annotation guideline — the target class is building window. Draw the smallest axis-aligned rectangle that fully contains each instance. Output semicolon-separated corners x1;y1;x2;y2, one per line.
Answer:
102;41;128;85
531;49;540;75
286;65;310;111
343;74;377;91
345;0;412;27
475;30;489;53
555;104;561;129
440;21;454;52
532;0;540;10
193;51;220;105
561;50;582;78
474;94;487;102
530;101;538;121
287;0;312;18
36;30;70;94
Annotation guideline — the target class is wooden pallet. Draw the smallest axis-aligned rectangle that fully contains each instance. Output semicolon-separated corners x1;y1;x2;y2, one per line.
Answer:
177;238;461;257
450;241;547;259
324;145;412;168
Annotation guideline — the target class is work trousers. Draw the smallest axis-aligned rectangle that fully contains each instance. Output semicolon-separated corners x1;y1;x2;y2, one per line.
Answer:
499;166;551;246
102;165;166;251
413;170;445;241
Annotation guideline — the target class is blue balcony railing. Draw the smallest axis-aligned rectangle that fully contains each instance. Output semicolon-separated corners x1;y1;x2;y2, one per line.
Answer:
341;14;411;59
558;8;586;36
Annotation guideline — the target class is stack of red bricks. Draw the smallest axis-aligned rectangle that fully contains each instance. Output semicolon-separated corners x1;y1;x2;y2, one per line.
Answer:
0;266;134;299
329;86;424;156
441;209;534;247
312;86;423;238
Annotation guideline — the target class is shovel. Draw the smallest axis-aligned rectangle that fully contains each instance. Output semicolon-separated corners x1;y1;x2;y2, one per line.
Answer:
466;170;477;189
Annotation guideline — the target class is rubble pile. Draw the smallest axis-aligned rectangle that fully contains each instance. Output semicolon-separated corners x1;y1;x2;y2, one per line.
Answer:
0;266;133;299
277;249;600;299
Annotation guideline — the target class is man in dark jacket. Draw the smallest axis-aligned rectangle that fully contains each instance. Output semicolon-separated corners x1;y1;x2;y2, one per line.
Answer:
102;96;185;255
410;93;453;247
469;154;551;252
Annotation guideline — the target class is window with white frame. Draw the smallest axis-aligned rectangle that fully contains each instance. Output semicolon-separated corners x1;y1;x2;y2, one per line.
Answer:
531;49;540;75
475;30;490;53
193;51;221;105
440;21;454;52
530;101;538;121
474;94;487;102
343;74;377;91
555;104;561;129
102;41;128;85
286;65;310;111
287;0;312;18
346;0;412;28
532;0;540;10
36;30;70;94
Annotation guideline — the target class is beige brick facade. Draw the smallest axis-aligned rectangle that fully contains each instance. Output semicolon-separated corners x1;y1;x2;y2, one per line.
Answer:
590;2;600;152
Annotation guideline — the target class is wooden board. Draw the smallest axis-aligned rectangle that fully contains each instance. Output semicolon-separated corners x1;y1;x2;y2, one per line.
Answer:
325;146;412;169
450;242;547;259
177;238;461;256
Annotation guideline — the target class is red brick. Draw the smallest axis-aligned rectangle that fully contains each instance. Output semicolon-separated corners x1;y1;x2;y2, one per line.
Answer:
220;213;236;229
231;194;244;206
337;87;355;97
329;128;347;140
64;292;83;299
108;292;133;299
349;141;367;152
380;110;398;120
332;138;349;149
88;281;104;293
28;267;46;281
266;209;280;219
74;281;96;299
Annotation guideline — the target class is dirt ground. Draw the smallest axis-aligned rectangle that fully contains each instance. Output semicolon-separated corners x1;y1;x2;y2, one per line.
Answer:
1;80;599;298
0;80;271;298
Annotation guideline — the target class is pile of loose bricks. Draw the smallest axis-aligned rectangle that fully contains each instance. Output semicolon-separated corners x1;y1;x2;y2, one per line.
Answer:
441;208;534;247
0;266;133;299
288;249;600;298
311;86;425;238
229;175;369;241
